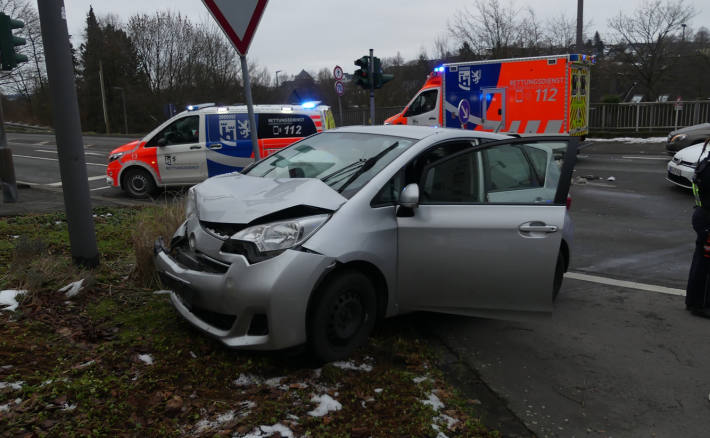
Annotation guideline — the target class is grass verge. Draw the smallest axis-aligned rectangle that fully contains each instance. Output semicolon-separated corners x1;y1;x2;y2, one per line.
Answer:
1;206;499;437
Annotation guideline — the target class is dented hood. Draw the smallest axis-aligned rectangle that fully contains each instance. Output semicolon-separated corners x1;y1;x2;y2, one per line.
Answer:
193;173;347;224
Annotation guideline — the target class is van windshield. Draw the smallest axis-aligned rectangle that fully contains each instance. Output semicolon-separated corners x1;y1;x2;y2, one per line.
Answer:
243;132;414;198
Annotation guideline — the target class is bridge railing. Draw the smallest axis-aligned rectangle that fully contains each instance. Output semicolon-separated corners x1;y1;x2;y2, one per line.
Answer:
333;102;710;132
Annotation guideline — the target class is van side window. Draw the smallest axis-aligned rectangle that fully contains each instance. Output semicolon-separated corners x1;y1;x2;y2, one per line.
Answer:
147;115;199;147
257;114;317;139
404;89;438;117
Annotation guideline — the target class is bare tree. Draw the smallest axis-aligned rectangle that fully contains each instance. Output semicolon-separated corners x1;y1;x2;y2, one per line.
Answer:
448;0;520;58
517;7;544;54
0;0;45;100
607;0;696;99
545;13;577;51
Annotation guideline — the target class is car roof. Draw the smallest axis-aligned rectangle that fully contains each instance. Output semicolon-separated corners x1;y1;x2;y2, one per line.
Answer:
327;124;512;141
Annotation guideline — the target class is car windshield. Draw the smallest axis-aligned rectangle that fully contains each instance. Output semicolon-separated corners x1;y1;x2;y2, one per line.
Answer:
243;132;415;198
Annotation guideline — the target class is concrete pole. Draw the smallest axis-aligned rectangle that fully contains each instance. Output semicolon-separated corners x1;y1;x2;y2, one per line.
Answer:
37;0;99;267
0;93;18;202
240;55;260;161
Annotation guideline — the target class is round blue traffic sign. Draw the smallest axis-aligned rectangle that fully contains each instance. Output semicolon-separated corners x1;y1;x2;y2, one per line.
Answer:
458;99;470;123
335;80;345;96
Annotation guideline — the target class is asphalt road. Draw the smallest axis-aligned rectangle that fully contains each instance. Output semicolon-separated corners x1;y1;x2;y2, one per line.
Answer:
3;132;708;436
425;144;710;437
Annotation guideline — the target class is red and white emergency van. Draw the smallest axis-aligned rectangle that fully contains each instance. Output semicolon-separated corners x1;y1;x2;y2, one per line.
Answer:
106;103;335;198
385;54;592;137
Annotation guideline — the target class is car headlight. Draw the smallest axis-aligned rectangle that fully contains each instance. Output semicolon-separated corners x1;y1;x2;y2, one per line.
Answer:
185;187;197;220
108;152;125;162
670;134;687;143
222;214;330;262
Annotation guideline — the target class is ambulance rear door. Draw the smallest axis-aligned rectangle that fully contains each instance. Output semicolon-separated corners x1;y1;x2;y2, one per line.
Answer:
150;114;206;184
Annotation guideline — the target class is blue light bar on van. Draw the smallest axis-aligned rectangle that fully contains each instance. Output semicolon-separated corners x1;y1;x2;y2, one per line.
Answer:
186;102;216;111
434;66;445;73
301;101;319;109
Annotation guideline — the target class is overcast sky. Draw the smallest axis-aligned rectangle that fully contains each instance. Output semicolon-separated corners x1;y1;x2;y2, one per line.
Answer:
64;0;708;79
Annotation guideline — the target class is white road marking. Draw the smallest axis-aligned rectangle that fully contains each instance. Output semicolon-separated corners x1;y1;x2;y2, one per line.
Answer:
90;186;111;191
35;141;49;145
12;154;107;167
621;156;670;160
47;175;106;187
35;149;105;157
565;271;685;296
16;180;39;186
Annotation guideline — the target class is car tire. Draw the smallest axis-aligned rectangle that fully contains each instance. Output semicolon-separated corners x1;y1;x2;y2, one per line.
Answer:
122;167;156;199
553;252;566;301
308;269;377;363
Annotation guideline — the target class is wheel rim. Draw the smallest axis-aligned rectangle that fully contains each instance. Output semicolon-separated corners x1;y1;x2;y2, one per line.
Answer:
129;174;147;193
328;290;364;341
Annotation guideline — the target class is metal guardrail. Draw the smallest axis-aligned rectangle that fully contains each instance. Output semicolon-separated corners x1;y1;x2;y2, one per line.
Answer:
589;101;710;132
335;102;710;132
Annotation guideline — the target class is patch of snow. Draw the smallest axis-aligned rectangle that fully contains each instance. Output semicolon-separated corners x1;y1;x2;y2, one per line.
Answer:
437;413;459;429
189;351;197;359
240;423;294;438
586;137;666;144
287;414;299;421
195;401;255;433
138;354;153;365
264;377;284;387
607;176;616;181
55;221;62;225
0;381;24;390
58;279;84;298
312;368;322;379
1;365;13;370
233;373;261;386
0;289;27;312
76;360;95;369
374;388;383;394
413;376;429;384
153;290;172;295
422;392;444;411
40;379;53;387
61;403;77;411
331;360;373;372
308;394;342;417
11;235;20;239
0;403;9;412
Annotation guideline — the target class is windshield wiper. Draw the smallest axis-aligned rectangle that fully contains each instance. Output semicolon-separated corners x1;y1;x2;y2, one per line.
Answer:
320;159;367;183
337;142;400;193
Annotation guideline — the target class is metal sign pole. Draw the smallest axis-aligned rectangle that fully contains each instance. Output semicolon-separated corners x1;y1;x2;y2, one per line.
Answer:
240;54;260;161
369;49;375;125
37;0;99;267
338;94;343;126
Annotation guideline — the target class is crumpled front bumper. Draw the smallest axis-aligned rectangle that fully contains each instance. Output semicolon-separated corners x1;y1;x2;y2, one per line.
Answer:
153;223;335;351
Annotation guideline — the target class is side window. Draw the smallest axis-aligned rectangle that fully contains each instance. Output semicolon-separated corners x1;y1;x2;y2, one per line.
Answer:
257;113;317;139
147;115;199;147
420;150;479;204
404;89;438;117
482;142;564;204
580;75;587;96
571;74;579;96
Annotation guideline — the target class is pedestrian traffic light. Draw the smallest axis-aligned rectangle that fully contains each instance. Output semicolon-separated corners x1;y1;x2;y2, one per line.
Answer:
372;56;394;89
353;56;371;89
0;13;27;71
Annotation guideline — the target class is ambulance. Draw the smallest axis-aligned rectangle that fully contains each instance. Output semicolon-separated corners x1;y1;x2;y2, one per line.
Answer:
106;103;335;198
384;54;592;137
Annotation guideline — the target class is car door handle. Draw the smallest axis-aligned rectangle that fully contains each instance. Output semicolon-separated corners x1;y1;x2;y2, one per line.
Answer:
207;143;222;150
519;223;558;233
190;145;202;150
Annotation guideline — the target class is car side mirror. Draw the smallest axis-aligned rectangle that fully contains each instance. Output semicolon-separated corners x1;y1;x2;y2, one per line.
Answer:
399;183;419;208
157;137;167;147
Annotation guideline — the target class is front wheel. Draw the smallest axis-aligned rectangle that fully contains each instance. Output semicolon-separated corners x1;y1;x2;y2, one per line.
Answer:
308;270;377;363
122;168;157;199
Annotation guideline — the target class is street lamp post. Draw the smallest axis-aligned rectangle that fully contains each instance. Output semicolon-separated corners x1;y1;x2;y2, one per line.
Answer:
275;70;281;87
682;23;687;41
112;86;128;134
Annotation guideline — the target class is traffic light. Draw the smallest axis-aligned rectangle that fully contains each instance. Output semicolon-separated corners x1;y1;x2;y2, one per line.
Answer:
0;13;27;71
353;56;371;89
372;56;394;89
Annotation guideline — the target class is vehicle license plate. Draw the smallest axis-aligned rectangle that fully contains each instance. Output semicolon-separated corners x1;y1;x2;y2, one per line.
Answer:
669;166;681;176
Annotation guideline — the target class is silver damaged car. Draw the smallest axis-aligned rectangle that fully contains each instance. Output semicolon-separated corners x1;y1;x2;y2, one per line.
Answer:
154;125;578;362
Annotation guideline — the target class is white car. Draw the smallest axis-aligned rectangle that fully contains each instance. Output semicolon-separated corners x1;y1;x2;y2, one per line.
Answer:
667;141;710;188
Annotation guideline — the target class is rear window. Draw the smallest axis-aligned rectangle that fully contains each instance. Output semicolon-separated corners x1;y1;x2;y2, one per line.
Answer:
257;113;317;139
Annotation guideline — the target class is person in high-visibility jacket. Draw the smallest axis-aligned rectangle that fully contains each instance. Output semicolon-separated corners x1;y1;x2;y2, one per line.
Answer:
686;139;710;318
